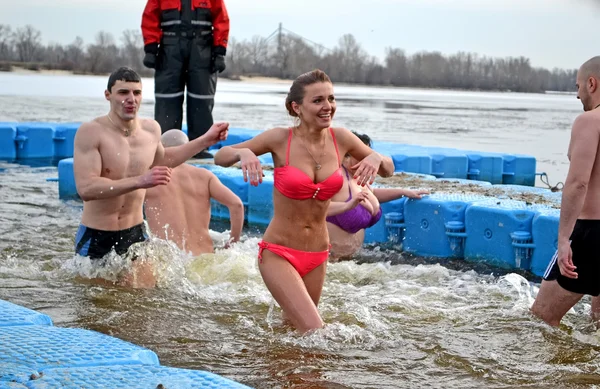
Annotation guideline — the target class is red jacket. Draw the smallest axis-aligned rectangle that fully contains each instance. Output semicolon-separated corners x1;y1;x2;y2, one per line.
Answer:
141;0;229;49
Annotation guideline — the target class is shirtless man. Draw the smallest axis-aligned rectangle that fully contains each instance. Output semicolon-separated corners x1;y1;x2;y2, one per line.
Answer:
531;56;600;326
73;67;228;288
144;130;244;255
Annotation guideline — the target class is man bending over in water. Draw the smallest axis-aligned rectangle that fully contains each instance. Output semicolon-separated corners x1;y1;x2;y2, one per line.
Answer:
144;129;244;255
73;67;229;288
531;56;600;326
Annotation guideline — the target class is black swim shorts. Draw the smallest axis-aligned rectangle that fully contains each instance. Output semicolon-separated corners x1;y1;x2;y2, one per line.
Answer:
74;223;148;260
543;219;600;296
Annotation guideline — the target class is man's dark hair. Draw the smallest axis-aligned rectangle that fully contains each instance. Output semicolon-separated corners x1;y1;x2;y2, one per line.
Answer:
351;131;372;148
107;67;141;92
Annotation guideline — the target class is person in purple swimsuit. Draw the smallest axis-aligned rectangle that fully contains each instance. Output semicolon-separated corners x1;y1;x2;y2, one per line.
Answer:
326;132;429;260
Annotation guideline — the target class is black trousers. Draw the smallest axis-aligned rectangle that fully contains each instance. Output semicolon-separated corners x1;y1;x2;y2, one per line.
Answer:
154;34;217;141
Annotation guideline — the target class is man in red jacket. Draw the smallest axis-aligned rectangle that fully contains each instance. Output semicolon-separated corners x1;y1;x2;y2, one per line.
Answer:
141;0;229;159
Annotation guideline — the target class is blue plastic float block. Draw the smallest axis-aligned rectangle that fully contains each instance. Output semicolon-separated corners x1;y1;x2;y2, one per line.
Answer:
391;152;432;175
530;208;560;277
58;158;78;200
211;167;248;220
0;124;17;160
15;124;56;159
501;154;536;186
220;128;262;148
25;365;252;389
0;326;159;378
53;123;81;159
364;197;407;244
373;143;433;175
247;171;274;226
418;147;469;179
464;199;549;269
0;300;53;327
0;361;38;384
258;153;274;166
464;152;504;184
403;193;492;258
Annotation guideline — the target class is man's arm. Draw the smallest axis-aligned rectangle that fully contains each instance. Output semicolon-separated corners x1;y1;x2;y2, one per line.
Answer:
152;122;229;168
207;172;244;243
74;122;170;201
141;0;162;46
211;0;229;53
559;114;599;243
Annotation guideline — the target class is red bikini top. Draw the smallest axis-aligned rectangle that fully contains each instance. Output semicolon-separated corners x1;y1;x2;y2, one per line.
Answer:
274;128;343;200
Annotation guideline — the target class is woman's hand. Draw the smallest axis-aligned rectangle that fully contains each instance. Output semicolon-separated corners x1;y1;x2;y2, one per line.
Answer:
351;152;383;187
347;191;369;210
403;189;430;199
239;149;263;186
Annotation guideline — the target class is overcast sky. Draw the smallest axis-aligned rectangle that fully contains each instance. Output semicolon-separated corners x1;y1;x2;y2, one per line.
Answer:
2;0;599;70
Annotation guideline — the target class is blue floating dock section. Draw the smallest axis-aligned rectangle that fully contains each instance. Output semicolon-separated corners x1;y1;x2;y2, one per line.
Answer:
464;199;550;270
57;158;77;200
2;122;537;186
26;365;249;389
402;193;492;258
0;300;53;327
0;124;17;159
530;208;560;277
0;300;252;388
371;140;535;184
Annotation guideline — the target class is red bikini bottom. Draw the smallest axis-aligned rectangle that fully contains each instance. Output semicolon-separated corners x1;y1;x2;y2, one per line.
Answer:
258;241;330;278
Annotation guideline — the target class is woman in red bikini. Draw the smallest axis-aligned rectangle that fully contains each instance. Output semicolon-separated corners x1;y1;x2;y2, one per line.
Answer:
326;132;429;261
214;69;395;333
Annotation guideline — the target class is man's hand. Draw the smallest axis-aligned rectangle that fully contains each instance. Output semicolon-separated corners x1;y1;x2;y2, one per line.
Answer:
557;241;577;279
211;55;226;73
203;122;229;146
143;53;157;69
143;43;159;69
211;46;226;73
138;166;172;188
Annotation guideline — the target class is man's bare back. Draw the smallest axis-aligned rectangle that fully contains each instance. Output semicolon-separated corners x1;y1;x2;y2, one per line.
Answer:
568;108;600;220
145;130;244;255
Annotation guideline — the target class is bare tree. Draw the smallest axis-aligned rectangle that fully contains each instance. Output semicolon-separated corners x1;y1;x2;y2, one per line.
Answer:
385;48;409;86
0;24;13;61
334;34;367;83
246;35;269;73
13;25;42;62
87;31;119;74
121;29;144;71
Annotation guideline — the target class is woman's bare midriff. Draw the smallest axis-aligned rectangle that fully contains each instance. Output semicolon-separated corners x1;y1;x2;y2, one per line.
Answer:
262;192;331;252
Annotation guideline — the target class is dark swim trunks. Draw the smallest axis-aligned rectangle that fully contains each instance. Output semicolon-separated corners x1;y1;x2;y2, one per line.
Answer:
74;223;148;260
543;219;600;296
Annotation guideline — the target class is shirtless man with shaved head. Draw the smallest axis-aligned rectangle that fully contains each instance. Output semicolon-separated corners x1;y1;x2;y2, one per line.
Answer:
531;56;600;326
144;130;244;255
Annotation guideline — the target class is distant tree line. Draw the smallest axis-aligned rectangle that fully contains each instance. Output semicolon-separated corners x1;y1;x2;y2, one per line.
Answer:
0;24;577;93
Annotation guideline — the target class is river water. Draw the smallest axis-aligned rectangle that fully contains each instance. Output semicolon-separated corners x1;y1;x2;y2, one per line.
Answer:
1;72;598;389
